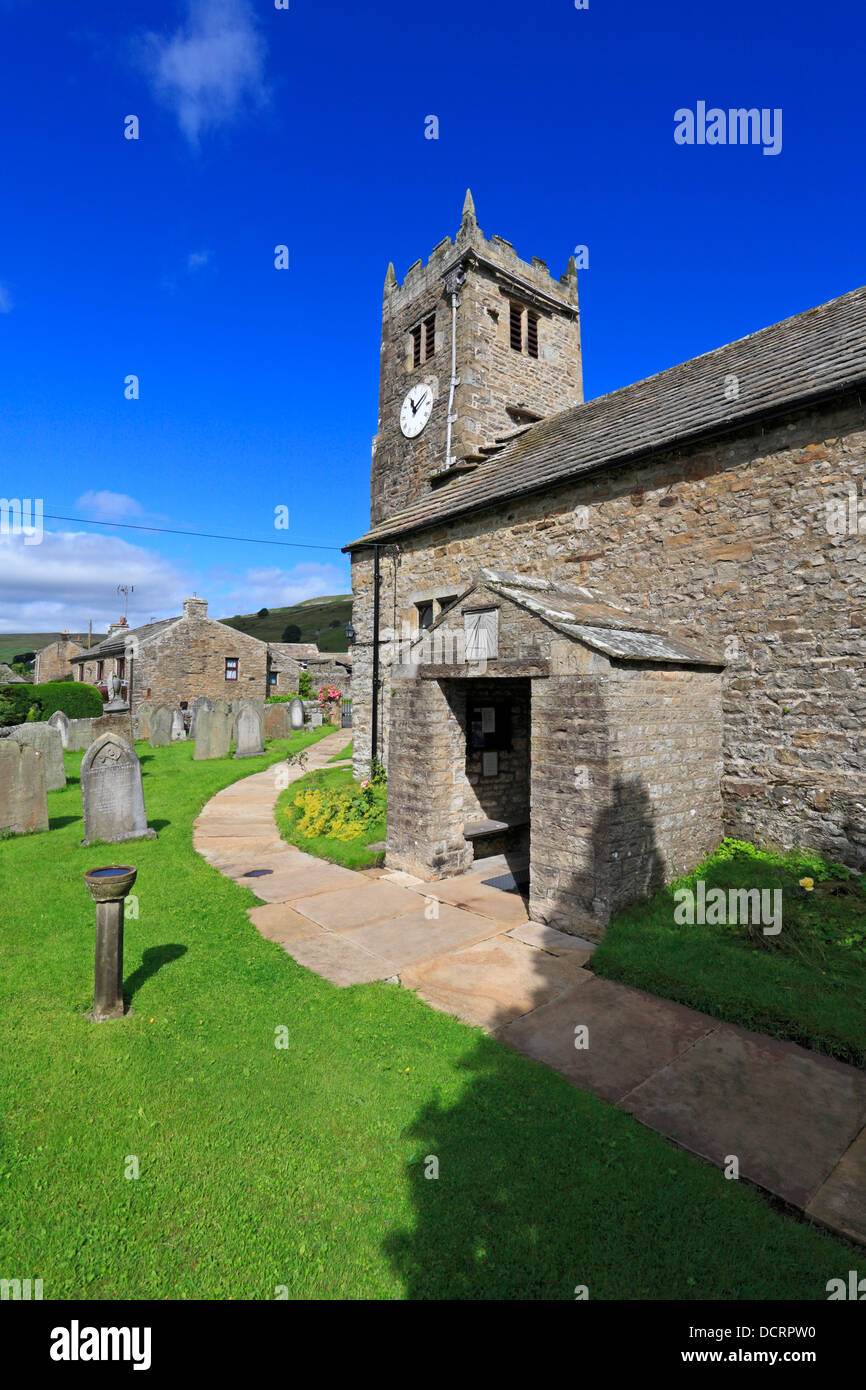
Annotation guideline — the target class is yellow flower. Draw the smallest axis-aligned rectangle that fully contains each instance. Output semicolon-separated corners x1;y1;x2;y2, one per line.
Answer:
799;877;814;891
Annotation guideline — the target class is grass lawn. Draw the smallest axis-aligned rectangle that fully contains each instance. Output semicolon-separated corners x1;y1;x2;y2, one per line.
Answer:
0;757;852;1300
328;740;353;763
593;840;866;1069
276;764;386;870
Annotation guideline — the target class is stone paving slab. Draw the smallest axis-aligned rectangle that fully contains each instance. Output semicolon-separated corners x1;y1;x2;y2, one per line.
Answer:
507;922;596;962
401;936;590;1031
498;977;716;1104
293;880;424;932
282;930;395;986
247;902;327;945
239;858;359;903
340;903;501;970
806;1125;866;1245
404;874;529;925
622;1024;866;1210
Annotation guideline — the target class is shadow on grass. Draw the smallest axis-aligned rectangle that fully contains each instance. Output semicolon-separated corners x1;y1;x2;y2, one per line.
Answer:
123;944;187;1003
49;815;81;829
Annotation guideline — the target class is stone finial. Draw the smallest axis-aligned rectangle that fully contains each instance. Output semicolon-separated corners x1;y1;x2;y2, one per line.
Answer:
384;262;397;291
460;188;477;232
563;254;579;288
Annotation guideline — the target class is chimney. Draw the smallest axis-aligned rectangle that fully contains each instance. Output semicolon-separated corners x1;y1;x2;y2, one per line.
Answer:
106;617;128;636
183;595;208;620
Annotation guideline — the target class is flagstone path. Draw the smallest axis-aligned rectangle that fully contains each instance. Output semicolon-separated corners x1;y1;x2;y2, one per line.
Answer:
193;730;866;1248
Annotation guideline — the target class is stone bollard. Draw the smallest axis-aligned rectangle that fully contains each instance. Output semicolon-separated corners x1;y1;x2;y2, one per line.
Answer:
83;865;137;1022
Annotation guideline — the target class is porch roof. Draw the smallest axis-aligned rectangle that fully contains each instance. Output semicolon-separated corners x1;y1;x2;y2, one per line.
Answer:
421;570;725;666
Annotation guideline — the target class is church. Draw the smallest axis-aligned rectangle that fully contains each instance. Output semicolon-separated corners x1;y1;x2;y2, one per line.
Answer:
345;192;866;939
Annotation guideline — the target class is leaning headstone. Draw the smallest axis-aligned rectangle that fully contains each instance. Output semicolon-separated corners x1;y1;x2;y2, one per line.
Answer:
264;703;292;739
9;722;66;791
135;703;154;742
48;709;70;748
0;740;48;836
149;706;172;747
309;709;323;729
170;709;187;742
233;705;265;759
289;697;305;730
67;718;94;752
189;696;212;739
80;733;157;846
193;704;232;760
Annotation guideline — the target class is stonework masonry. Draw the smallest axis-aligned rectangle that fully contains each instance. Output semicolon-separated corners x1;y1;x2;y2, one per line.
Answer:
352;398;866;870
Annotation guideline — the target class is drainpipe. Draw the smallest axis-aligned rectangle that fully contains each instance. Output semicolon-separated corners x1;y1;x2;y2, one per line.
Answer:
443;263;466;468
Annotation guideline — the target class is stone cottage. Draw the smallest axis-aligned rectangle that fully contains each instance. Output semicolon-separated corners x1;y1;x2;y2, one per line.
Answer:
33;633;86;683
345;192;866;934
71;596;289;711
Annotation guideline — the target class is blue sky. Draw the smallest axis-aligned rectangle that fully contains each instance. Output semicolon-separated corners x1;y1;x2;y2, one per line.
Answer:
1;0;863;633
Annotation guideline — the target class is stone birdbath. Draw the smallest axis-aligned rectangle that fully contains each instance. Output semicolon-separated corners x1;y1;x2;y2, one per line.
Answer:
83;865;137;1022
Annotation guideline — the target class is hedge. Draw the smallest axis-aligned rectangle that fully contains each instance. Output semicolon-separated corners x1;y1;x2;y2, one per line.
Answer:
0;681;103;726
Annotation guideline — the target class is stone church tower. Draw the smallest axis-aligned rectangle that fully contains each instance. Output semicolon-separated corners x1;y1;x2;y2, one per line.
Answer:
370;191;583;526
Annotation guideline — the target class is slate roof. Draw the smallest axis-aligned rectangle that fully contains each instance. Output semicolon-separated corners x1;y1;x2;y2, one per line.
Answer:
417;569;725;666
69;618;178;660
347;285;866;549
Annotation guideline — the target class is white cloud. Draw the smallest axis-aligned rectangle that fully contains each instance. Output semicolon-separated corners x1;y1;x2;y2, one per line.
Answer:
0;529;193;633
0;284;12;313
75;491;145;520
187;249;210;270
215;563;351;617
139;0;269;146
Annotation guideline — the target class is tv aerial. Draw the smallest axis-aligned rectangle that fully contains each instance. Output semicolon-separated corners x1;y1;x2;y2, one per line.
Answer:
117;584;135;621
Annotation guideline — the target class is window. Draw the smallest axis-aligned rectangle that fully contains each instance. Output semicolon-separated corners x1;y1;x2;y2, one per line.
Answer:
410;313;436;369
116;657;125;679
526;310;539;358
437;595;459;616
416;601;434;631
269;672;278;686
509;301;523;351
509;302;540;357
96;661;104;681
225;657;239;681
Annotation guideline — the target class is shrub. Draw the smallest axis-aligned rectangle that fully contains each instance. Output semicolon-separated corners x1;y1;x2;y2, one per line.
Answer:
291;777;386;843
0;681;104;726
266;693;299;704
0;686;40;727
298;671;313;699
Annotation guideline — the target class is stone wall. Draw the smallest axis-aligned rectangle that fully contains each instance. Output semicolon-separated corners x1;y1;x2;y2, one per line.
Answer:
34;637;84;683
385;677;472;880
352;396;866;868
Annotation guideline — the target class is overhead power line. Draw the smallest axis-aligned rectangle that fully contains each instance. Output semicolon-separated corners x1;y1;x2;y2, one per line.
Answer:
41;513;344;552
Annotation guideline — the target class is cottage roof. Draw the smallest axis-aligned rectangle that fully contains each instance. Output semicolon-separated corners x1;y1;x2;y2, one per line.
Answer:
420;569;725;666
69;617;179;661
346;284;866;549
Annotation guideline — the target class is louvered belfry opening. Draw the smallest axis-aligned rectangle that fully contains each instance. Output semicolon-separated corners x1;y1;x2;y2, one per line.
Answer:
424;313;436;360
509;301;523;351
410;323;422;369
526;310;539;358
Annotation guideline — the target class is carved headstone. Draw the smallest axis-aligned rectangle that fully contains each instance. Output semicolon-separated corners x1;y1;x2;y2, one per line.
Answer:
149;706;172;747
263;703;292;739
93;709;134;748
80;732;156;846
289;697;305;730
233;705;265;759
9;722;66;790
189;696;212;739
170;709;187;742
0;739;48;835
193;704;232;760
135;703;154;742
48;709;70;748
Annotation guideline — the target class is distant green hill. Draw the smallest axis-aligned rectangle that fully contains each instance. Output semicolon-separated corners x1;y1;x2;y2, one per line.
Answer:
220;595;353;652
0;633;106;667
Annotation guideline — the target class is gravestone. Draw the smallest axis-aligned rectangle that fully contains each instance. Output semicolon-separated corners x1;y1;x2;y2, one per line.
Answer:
289;697;305;730
233;705;265;759
189;696;212;739
80;732;157;846
0;739;48;835
193;704;232;760
93;709;135;748
9;722;66;790
135;703;154;742
309;709;323;728
170;709;187;742
48;709;70;748
149;706;172;747
264;703;292;739
67;718;94;752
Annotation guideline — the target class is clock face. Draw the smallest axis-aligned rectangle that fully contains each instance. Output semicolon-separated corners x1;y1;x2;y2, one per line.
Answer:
400;382;433;438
